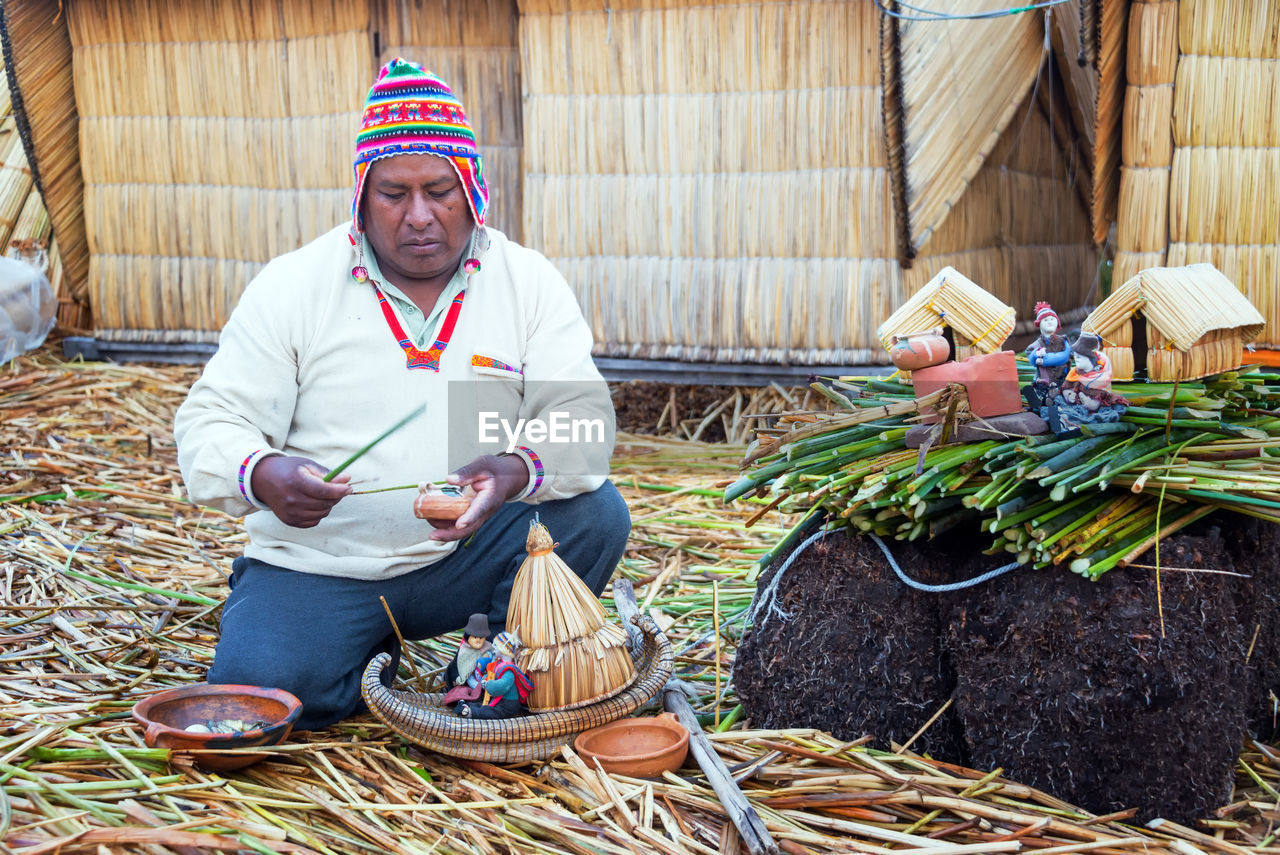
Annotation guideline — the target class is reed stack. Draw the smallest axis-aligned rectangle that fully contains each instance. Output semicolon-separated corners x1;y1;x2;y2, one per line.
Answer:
507;519;635;712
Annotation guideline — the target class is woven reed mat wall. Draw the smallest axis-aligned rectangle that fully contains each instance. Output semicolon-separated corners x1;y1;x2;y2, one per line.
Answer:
0;0;89;326
375;0;522;243
1113;0;1177;288
0;54;75;329
68;0;372;343
1162;0;1280;345
883;0;1045;256
519;0;1094;365
520;0;894;365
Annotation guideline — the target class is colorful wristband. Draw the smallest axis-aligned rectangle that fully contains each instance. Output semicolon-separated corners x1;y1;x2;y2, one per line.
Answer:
516;446;545;496
238;449;268;504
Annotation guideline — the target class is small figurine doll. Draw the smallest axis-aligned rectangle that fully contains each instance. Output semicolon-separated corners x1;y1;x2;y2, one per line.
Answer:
1023;301;1072;409
455;631;533;720
1043;333;1129;434
441;613;493;706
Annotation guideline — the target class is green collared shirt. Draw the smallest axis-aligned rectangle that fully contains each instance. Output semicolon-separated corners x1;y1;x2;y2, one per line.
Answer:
362;228;479;347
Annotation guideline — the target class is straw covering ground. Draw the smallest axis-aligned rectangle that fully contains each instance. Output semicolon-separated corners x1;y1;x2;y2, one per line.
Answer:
6;346;1280;854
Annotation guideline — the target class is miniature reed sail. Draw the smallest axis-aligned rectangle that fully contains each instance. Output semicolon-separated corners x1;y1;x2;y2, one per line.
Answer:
506;520;635;712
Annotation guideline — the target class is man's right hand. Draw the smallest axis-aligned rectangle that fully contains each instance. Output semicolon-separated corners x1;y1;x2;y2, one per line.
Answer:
250;456;351;528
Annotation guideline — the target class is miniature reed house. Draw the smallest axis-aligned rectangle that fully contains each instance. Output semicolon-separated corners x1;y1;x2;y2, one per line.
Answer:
877;266;1017;366
1082;263;1265;382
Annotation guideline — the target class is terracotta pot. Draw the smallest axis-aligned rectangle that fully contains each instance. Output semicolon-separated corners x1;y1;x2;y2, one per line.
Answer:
574;712;689;777
413;492;471;521
911;350;1023;422
132;683;302;771
890;331;950;371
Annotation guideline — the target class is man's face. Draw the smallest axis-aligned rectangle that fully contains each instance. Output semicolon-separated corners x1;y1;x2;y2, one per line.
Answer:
362;154;473;289
1040;316;1058;338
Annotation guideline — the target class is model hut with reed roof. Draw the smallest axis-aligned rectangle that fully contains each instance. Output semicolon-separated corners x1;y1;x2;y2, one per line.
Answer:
1081;263;1266;382
877;266;1016;363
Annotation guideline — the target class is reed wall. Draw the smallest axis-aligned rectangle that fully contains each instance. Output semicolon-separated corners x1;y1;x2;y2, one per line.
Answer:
67;0;371;342
523;0;1095;365
0;0;88;326
375;0;522;242
1166;0;1280;344
520;0;896;364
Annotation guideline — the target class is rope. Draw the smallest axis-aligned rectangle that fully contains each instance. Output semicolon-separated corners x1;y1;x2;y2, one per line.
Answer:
746;526;835;627
870;534;1024;592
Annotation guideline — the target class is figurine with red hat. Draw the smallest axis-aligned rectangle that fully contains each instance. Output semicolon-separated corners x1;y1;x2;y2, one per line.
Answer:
1023;301;1072;410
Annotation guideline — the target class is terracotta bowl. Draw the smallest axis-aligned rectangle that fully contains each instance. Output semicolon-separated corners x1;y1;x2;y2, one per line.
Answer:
413;492;472;521
132;683;302;771
574;713;689;777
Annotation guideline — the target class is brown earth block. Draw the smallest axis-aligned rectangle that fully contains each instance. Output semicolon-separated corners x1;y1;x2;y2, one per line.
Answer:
734;514;1280;823
733;526;989;761
1224;518;1280;743
943;514;1278;823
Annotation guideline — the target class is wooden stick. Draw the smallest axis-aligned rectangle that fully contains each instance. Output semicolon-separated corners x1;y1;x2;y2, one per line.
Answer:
379;595;426;692
613;579;778;855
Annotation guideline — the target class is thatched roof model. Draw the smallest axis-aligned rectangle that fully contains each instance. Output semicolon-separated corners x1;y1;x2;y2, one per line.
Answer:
876;267;1015;357
1083;263;1265;381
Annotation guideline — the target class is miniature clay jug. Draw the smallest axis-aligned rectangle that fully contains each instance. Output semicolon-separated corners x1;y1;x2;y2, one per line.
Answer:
890;330;950;371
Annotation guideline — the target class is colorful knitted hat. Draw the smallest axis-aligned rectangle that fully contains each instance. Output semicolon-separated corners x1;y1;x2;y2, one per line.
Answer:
1034;301;1059;327
351;58;488;231
491;631;521;659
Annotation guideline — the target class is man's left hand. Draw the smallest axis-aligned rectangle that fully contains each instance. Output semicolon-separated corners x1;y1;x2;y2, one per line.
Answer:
427;454;531;542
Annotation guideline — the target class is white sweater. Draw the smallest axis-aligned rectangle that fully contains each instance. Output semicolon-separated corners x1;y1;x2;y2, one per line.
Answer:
174;224;614;580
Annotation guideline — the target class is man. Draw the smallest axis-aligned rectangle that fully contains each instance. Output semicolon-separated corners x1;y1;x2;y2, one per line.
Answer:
174;59;629;729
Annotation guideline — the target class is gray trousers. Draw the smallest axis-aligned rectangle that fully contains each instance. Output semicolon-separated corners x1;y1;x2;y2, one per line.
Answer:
207;482;631;729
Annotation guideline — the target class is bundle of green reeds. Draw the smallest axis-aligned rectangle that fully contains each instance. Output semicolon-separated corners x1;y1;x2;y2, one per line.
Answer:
728;363;1280;579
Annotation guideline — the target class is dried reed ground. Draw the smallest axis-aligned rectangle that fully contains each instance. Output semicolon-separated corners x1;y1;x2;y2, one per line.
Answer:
4;343;1280;854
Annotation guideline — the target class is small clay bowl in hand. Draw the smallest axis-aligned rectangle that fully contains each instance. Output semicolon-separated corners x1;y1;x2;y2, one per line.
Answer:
574;712;690;777
414;488;472;521
132;683;302;771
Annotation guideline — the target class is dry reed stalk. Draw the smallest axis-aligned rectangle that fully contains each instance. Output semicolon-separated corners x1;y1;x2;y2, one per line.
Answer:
522;1;898;364
1121;84;1174;168
0;130;34;250
1169;148;1280;246
1127;1;1179;85
8;344;1280;854
10;184;50;246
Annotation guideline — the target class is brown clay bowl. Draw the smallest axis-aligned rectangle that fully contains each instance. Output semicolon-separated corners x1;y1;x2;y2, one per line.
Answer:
132;683;302;771
574;712;689;777
413;492;472;521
